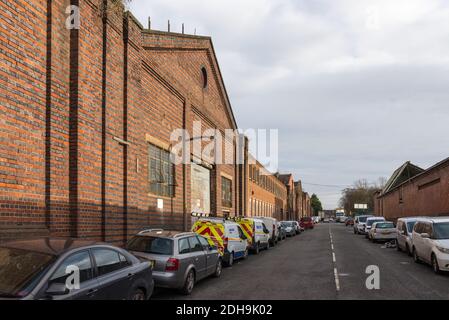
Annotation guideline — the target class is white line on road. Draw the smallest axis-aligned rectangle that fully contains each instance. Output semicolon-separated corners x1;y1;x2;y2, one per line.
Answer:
329;226;340;292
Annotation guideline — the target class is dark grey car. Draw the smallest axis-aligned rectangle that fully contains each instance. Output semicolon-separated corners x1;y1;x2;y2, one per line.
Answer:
127;230;222;295
0;238;154;300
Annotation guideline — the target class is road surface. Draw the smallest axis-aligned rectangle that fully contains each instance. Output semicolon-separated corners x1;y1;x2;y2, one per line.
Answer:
152;223;449;300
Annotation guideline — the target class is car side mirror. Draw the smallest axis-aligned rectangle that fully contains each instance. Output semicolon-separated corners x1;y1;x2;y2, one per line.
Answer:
421;233;430;239
46;283;69;296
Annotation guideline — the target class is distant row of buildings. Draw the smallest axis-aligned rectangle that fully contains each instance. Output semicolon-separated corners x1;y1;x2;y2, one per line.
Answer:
0;1;313;244
246;159;313;222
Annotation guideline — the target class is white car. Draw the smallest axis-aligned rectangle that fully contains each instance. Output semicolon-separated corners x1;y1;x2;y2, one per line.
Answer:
254;216;279;246
368;221;396;242
364;217;386;237
354;215;373;234
412;217;449;274
396;217;420;255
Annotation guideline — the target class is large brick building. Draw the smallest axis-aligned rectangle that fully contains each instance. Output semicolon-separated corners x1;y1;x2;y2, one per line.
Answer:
0;1;248;243
247;156;288;221
374;158;449;221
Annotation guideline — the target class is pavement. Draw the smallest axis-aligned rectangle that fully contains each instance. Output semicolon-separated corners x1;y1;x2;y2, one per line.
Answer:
152;223;449;300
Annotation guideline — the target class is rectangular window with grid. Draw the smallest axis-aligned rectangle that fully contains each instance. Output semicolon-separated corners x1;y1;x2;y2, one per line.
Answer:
221;177;232;208
149;144;174;197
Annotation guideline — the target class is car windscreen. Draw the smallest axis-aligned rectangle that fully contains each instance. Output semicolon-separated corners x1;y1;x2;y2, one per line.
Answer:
406;221;417;233
0;247;56;298
358;216;369;223
432;222;449;240
127;236;174;255
375;222;394;229
281;222;292;227
367;219;383;226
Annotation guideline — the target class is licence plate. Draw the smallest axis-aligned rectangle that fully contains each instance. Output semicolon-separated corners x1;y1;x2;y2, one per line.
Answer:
381;231;391;234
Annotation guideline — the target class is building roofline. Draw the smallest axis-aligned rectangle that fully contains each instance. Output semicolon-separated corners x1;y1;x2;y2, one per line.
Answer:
378;156;449;198
142;29;212;41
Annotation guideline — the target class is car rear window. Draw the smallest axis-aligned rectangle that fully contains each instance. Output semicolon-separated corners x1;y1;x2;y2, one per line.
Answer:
375;222;394;229
127;236;173;255
0;247;56;298
367;219;384;226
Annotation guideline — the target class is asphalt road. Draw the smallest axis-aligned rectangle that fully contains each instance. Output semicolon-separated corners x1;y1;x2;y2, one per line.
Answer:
152;223;449;300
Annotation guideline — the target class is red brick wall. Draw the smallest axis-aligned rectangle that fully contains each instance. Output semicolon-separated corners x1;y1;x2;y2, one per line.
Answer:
375;161;449;221
0;1;244;243
0;0;48;238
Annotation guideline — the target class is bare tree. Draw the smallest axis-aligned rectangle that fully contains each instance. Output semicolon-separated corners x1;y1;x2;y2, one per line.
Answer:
339;178;386;216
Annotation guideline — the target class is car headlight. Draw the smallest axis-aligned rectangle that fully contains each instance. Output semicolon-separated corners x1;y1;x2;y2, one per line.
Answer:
436;246;449;254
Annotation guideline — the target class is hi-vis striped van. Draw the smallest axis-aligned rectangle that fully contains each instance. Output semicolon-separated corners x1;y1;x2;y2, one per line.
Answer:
192;218;248;267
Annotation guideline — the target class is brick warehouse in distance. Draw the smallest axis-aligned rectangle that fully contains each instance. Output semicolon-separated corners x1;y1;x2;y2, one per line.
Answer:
0;0;313;244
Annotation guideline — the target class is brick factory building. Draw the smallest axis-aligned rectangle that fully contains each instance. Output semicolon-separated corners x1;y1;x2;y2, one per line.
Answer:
0;1;248;243
374;158;449;221
275;173;297;220
247;156;288;221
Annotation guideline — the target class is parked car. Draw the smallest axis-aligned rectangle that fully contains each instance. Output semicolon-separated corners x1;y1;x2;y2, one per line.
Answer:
396;217;420;255
412;218;449;274
368;221;397;242
364;217;386;237
192;218;248;266
0;238;154;300
291;221;301;234
345;217;354;226
278;222;287;241
300;217;314;230
237;218;271;254
353;215;374;234
323;218;330;223
128;230;222;295
254;216;279;246
281;221;296;237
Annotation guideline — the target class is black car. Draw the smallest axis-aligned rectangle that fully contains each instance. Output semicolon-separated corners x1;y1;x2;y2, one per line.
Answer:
0;238;154;300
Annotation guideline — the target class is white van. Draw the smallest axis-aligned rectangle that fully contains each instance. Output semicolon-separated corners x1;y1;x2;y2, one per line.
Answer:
237;218;270;254
192;218;249;267
254;217;279;246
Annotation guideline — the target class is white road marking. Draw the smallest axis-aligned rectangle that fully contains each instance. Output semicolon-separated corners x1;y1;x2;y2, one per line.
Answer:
329;226;341;292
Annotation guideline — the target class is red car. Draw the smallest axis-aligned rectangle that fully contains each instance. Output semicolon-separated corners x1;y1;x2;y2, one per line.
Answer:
345;217;354;226
300;217;314;230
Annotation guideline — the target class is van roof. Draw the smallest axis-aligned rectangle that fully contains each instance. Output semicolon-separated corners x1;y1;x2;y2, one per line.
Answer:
415;217;449;224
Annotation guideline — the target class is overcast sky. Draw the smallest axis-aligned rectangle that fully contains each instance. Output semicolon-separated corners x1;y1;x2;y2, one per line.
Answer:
129;0;449;209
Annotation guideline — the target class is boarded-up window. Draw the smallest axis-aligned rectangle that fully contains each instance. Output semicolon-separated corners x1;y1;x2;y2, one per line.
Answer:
149;144;174;197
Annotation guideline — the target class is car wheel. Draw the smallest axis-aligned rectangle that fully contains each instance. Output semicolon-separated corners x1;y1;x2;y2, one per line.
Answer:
266;241;270;250
227;252;234;267
255;243;260;254
182;270;195;295
214;259;222;277
129;288;146;300
413;248;421;264
432;254;441;274
406;244;412;256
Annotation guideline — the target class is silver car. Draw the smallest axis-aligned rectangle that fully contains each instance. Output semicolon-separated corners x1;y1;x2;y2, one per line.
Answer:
368;221;397;242
396;217;420;255
127;230;222;295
